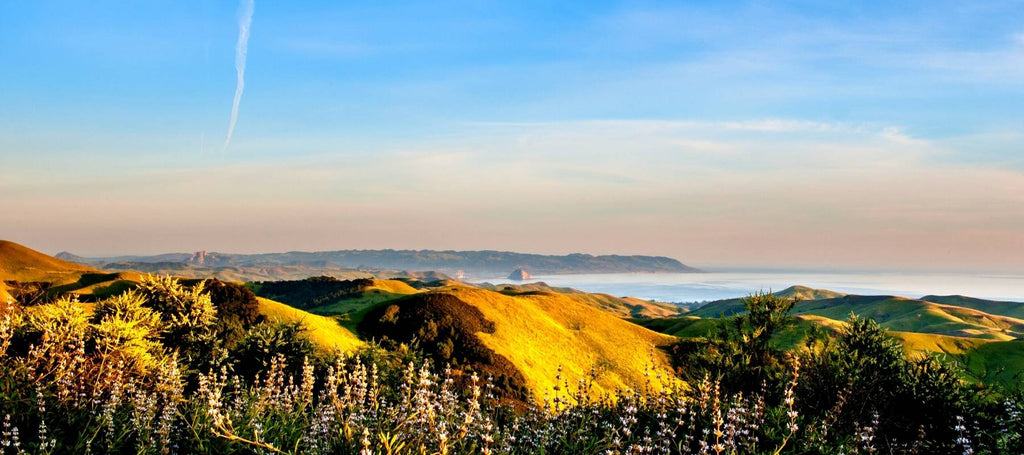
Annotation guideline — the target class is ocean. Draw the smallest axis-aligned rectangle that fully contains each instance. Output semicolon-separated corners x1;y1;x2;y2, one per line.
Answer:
470;271;1024;304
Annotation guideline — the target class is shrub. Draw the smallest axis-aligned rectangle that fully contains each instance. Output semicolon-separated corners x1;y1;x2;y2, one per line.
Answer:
798;314;976;452
228;321;317;381
203;279;263;349
670;291;797;395
135;275;217;369
90;290;164;375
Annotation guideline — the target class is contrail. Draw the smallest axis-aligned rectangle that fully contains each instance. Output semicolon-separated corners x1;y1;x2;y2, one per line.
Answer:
222;0;254;154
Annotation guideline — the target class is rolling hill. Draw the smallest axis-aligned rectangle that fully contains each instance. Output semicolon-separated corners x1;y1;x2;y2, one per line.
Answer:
688;288;1024;340
359;284;679;400
9;238;1024;398
6;240;678;402
921;295;1024;319
649;288;1024;389
797;295;1024;340
1;240;94;284
688;286;846;317
1;240;97;301
479;281;684;319
250;277;681;399
256;297;364;352
1;240;364;354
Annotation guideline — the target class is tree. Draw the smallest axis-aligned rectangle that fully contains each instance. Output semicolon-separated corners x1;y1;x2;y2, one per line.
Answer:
798;314;973;452
203;279;263;349
671;291;797;395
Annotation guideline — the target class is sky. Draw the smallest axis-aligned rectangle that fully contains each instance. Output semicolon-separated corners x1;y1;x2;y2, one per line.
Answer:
1;0;1023;271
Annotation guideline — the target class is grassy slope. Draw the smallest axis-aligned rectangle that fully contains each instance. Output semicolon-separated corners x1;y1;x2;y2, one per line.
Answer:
960;340;1024;386
438;286;679;398
257;297;364;352
634;314;846;351
688;286;846;317
0;240;154;302
690;289;1024;340
895;333;1024;387
892;331;987;356
574;293;683;319
299;280;683;398
799;296;1024;340
0;240;94;284
921;295;1024;319
485;282;684;319
282;279;421;331
0;240;99;302
641;308;1024;389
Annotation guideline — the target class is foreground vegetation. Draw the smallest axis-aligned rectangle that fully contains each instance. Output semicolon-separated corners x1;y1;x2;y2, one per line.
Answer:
1;276;1023;454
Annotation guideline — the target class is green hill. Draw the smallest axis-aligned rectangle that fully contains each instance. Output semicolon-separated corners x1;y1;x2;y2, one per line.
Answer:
688;288;1024;340
256;297;365;352
921;295;1024;319
798;295;1024;340
645;289;1024;390
688;286;846;317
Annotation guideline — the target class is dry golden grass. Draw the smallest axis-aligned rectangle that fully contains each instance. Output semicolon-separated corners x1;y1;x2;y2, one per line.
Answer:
366;279;420;295
435;285;680;399
256;297;364;352
618;296;685;318
0;240;94;286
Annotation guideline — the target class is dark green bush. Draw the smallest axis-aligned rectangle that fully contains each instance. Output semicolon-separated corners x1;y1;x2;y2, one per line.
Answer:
227;321;317;380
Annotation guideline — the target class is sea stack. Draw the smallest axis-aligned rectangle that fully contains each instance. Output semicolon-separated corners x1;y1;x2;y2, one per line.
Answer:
507;268;532;281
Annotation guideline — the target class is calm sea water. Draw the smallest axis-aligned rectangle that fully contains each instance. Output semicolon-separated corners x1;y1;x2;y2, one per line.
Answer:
471;271;1024;304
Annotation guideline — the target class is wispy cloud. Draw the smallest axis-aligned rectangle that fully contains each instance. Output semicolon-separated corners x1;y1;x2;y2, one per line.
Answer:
222;0;255;154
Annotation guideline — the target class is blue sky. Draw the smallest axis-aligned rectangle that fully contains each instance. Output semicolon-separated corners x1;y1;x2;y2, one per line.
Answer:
1;1;1023;271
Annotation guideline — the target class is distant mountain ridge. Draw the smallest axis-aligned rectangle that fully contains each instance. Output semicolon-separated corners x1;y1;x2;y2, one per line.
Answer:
56;248;700;276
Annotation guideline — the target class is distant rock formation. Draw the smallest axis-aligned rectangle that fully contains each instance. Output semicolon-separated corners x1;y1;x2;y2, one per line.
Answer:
507;268;532;281
188;250;224;266
189;251;209;265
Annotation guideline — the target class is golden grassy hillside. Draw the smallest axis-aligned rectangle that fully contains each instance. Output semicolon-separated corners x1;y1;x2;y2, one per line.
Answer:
438;286;679;398
482;282;683;319
567;292;683;319
892;331;988;356
257;297;364;352
619;296;686;318
0;241;146;302
0;240;94;284
367;279;419;295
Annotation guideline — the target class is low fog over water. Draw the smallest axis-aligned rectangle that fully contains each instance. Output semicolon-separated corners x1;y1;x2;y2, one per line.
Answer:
475;271;1024;304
